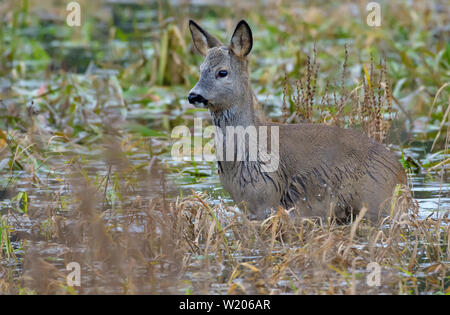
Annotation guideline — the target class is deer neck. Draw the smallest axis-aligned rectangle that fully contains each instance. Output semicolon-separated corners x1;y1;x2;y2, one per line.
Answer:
210;87;262;167
210;88;259;130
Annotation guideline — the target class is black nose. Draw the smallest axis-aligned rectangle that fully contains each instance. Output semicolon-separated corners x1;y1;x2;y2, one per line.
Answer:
188;92;208;105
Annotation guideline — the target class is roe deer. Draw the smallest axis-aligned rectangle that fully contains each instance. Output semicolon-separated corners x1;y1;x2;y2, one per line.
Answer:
187;19;407;223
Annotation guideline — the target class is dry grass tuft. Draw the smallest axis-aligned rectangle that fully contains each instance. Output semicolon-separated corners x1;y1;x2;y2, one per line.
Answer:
1;181;447;294
283;48;395;144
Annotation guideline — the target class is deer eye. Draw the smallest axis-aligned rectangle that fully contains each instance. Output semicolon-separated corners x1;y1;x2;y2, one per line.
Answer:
217;70;228;78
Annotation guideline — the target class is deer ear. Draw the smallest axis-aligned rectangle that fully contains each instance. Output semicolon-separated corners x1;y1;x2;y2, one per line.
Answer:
189;20;222;56
230;20;253;57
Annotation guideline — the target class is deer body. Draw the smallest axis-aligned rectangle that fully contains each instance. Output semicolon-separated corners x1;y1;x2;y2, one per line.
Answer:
188;20;407;222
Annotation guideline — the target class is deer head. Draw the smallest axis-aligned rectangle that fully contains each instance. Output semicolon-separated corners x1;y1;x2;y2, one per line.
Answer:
188;20;254;116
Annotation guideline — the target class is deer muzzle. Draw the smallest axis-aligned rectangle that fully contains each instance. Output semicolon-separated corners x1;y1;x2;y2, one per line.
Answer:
188;92;209;108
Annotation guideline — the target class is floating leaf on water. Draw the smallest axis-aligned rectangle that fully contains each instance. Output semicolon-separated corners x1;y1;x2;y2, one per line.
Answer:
125;124;167;137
